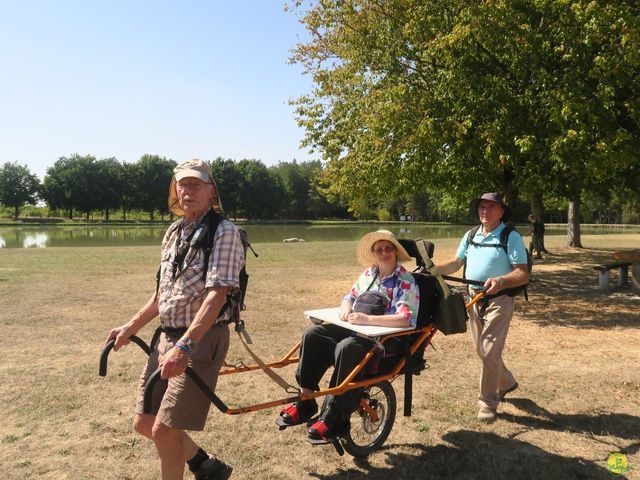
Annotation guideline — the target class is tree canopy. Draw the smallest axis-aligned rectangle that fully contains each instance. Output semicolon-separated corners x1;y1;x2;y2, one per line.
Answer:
290;0;640;242
0;162;40;220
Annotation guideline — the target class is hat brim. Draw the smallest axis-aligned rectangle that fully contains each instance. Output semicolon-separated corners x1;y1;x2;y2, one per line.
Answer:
356;230;412;267
470;197;511;222
175;168;211;183
168;177;224;216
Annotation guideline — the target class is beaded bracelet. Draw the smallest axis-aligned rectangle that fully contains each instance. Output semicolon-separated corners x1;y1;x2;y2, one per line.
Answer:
174;340;191;356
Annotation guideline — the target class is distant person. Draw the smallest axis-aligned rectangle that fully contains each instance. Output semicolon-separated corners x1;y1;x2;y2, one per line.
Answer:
526;213;547;259
436;193;528;423
106;159;244;480
277;230;419;442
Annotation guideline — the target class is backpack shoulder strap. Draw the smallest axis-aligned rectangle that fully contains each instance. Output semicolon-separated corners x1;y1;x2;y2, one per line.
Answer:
201;211;226;278
156;219;184;295
499;224;514;253
466;225;482;247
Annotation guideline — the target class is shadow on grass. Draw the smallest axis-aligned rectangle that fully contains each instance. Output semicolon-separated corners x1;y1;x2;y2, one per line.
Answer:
308;429;617;480
519;247;640;329
505;397;640;443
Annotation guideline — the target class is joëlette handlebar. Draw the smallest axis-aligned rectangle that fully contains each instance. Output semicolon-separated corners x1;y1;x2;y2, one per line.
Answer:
465;290;486;308
441;275;484;287
440;274;487;308
99;336;152;377
143;367;229;413
100;332;232;414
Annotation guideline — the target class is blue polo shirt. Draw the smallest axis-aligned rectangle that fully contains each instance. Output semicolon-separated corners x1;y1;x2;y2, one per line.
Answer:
455;223;528;282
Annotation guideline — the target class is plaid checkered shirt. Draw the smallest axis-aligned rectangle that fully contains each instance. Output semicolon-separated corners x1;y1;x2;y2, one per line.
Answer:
157;214;245;329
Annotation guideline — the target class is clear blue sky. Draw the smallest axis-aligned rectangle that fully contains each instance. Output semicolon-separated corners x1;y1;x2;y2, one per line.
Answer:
0;1;314;179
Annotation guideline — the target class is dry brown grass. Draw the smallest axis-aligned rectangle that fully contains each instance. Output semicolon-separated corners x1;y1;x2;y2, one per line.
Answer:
0;233;639;479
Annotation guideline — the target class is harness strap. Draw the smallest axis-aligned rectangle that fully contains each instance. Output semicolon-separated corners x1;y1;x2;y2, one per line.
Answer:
416;241;452;299
235;329;300;395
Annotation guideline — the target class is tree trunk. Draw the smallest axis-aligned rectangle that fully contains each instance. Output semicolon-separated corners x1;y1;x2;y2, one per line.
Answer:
530;191;550;253
105;209;110;222
68;208;73;219
502;167;518;220
529;191;544;219
566;200;583;247
14;205;19;220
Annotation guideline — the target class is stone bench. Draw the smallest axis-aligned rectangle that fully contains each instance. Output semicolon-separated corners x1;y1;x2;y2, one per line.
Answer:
593;262;632;290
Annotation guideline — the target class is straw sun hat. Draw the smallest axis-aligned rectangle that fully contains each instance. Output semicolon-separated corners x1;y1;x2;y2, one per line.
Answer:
168;159;224;216
356;230;412;267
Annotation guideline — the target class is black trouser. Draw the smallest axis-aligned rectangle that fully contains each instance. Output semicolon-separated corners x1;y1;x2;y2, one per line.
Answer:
296;323;373;416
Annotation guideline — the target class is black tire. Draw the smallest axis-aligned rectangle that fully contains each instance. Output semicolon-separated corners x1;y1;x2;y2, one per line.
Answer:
341;380;396;458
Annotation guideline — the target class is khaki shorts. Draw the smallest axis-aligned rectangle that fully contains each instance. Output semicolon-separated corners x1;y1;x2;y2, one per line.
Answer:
135;322;230;431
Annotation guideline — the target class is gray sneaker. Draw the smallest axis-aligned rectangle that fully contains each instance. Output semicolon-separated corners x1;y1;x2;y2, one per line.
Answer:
477;407;497;423
194;455;233;480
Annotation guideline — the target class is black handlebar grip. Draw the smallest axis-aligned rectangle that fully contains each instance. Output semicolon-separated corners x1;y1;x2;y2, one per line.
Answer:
130;336;152;355
99;339;116;377
143;368;163;414
99;335;151;377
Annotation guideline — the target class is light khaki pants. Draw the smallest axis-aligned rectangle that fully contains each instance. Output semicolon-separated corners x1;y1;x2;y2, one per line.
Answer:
468;293;517;410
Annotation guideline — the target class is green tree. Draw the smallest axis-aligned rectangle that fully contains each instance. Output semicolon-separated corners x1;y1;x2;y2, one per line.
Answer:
272;160;322;219
42;154;99;219
119;162;142;221
136;155;176;221
209;158;243;220
236;159;286;219
0;162;41;220
307;163;350;219
95;158;124;221
290;0;640;245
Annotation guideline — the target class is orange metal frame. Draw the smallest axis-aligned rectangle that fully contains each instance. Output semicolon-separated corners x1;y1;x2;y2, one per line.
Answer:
212;324;439;416
211;291;484;416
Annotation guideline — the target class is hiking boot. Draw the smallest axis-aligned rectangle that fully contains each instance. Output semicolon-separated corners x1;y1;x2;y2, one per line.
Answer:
477;407;497;423
194;455;233;480
498;381;519;401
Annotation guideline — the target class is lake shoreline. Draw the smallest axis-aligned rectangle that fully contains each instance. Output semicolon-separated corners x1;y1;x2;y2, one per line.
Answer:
1;222;639;249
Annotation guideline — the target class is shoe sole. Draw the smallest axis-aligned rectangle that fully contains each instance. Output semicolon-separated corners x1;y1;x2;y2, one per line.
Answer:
478;415;497;423
195;461;232;480
499;382;519;401
276;404;318;428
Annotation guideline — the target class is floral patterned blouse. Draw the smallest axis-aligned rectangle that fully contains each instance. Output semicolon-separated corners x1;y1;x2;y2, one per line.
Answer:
342;263;420;327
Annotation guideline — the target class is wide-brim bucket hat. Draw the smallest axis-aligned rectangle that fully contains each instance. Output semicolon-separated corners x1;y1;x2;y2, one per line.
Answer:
356;229;412;267
469;192;511;222
168;159;223;216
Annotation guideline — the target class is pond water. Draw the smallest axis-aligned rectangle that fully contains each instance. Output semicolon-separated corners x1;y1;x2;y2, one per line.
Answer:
0;223;637;249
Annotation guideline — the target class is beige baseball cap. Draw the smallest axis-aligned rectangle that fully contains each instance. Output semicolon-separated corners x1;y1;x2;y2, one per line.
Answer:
168;159;223;216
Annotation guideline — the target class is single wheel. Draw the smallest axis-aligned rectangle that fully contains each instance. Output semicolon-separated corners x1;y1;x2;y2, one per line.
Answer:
341;380;396;458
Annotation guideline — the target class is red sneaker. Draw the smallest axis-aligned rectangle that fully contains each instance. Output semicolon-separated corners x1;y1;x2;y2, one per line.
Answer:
277;400;318;427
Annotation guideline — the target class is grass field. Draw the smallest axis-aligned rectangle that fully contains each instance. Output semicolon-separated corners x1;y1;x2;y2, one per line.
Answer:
0;233;638;479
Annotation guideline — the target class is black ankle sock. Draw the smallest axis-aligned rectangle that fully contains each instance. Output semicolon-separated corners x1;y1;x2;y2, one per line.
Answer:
187;448;208;472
